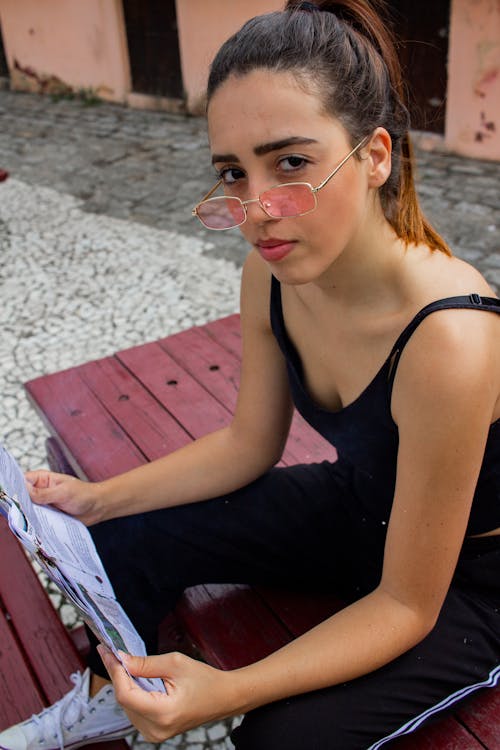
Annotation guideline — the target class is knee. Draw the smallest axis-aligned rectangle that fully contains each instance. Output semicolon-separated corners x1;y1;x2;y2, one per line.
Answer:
231;706;291;750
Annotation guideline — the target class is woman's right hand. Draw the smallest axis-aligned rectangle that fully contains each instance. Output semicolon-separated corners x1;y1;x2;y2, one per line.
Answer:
25;470;105;526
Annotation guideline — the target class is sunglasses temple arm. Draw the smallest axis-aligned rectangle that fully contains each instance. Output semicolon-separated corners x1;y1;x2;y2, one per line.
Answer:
192;179;224;217
313;135;370;194
200;179;223;203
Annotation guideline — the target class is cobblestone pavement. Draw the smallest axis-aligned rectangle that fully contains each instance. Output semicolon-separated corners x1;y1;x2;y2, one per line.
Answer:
0;89;499;749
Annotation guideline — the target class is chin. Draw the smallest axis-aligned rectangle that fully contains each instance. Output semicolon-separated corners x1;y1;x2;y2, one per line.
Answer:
269;262;321;287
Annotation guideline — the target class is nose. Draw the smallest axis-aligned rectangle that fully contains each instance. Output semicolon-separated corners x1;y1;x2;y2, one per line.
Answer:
244;196;274;225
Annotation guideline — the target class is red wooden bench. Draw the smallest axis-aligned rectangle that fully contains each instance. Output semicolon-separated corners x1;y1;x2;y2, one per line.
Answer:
13;313;498;749
0;514;131;750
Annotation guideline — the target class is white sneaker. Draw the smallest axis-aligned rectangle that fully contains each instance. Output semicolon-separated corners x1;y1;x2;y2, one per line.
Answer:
0;669;133;750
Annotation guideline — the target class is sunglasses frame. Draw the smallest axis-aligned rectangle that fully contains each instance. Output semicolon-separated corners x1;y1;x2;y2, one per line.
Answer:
192;135;370;230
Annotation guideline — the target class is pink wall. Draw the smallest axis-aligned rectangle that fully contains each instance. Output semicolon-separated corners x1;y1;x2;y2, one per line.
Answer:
0;0;130;101
446;0;500;160
175;0;283;114
0;0;499;161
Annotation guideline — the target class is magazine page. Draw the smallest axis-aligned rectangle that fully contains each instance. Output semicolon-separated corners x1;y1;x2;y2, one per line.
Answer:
0;443;165;693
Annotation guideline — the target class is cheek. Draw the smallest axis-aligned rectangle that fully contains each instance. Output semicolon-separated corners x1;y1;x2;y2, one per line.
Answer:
314;196;356;239
317;173;366;231
237;222;255;245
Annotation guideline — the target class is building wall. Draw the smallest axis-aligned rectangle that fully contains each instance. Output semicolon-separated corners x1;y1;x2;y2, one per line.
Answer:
0;0;498;160
0;0;130;101
175;0;283;114
446;0;500;160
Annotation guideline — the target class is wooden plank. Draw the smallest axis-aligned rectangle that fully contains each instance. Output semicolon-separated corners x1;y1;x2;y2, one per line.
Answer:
255;586;344;638
25;369;146;481
158;325;333;465
177;584;293;670
47;435;78;475
0;608;44;728
457;687;500;750
389;715;484;748
28;323;334;472
203;318;334;464
117;341;233;439
79;357;192;460
158;326;241;413
203;314;242;359
0;518;84;704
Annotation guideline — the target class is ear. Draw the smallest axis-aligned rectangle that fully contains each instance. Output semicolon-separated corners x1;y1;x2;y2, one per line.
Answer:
364;127;392;188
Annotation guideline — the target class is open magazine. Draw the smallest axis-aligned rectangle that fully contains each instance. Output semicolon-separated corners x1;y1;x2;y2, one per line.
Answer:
0;443;165;693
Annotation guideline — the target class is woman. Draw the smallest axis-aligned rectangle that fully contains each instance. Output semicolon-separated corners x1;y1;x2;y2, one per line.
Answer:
1;2;498;748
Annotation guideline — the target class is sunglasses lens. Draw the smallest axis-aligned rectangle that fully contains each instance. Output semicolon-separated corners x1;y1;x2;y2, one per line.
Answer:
196;197;245;229
261;184;316;218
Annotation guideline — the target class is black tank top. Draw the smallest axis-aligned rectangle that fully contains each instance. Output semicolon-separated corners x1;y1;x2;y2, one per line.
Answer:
270;277;500;535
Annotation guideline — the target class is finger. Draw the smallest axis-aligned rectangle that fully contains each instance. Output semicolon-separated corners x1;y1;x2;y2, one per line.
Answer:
119;651;179;679
29;485;60;505
25;470;51;489
25;471;71;490
99;648;164;713
98;646;137;690
29;482;74;506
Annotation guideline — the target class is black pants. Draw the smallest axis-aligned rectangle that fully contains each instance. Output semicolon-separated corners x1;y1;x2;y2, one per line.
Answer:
88;461;500;749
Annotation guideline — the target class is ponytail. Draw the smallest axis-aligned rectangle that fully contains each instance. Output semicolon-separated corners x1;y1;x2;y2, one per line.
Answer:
396;133;450;253
208;0;451;255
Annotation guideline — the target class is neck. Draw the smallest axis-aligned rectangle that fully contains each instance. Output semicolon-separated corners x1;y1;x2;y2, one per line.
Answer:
312;214;409;308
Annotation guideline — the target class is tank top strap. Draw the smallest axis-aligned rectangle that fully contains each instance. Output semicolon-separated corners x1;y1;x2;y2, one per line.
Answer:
271;274;286;338
271;273;281;308
270;274;295;363
387;293;500;388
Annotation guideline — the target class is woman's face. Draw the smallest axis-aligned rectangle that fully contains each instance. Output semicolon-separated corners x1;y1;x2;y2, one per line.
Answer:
207;69;375;285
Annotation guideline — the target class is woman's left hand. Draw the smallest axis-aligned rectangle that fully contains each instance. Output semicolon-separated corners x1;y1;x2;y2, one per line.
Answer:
98;646;239;742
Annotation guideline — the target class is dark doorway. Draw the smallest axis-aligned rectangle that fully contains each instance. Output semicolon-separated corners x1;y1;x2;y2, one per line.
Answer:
122;0;183;99
0;21;8;77
388;1;450;133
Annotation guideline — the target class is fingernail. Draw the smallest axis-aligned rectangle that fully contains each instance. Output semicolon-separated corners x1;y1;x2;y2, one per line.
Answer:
97;644;110;660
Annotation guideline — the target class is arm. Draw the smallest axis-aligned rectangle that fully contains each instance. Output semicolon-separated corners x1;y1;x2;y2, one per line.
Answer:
28;252;294;524
102;309;498;740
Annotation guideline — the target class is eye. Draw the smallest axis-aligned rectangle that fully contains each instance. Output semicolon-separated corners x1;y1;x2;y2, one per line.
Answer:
217;166;246;185
278;155;309;173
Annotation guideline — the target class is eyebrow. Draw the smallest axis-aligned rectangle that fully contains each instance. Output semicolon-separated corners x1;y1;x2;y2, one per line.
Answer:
211;136;319;165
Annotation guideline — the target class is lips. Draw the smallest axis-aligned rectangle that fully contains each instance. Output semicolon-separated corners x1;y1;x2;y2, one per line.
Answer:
256;238;297;262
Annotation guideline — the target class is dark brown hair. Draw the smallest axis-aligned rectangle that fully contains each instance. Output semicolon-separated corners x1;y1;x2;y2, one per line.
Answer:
207;0;450;255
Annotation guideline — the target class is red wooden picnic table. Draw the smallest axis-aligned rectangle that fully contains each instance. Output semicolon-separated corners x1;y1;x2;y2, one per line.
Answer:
17;313;499;749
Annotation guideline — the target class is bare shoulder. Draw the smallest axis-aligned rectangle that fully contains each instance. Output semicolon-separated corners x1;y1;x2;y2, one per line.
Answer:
448;255;497;297
425;251;496;297
401;251;499;387
392;291;500;425
426;254;499;363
